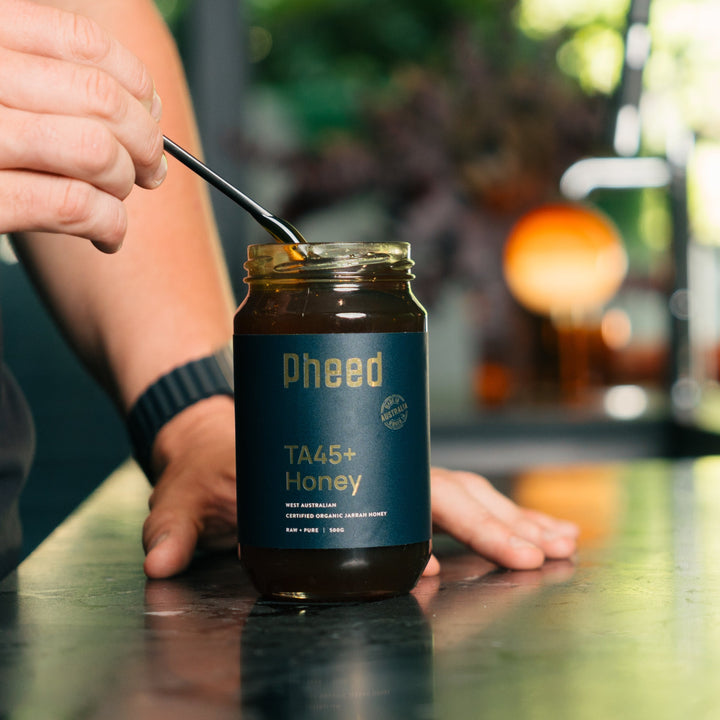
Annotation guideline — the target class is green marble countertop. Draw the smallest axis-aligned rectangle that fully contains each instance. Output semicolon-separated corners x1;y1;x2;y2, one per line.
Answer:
2;456;720;719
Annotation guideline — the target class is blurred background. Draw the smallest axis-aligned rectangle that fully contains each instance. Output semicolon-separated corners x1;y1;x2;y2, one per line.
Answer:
2;0;719;556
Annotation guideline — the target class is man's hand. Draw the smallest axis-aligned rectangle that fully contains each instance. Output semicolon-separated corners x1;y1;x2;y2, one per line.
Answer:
0;0;166;251
424;468;578;575
142;396;236;579
142;411;578;579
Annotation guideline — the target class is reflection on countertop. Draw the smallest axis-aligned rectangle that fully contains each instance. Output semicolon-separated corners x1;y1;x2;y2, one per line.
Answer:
2;456;720;719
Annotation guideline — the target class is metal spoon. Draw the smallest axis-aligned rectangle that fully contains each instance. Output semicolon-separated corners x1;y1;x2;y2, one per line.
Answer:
162;136;307;249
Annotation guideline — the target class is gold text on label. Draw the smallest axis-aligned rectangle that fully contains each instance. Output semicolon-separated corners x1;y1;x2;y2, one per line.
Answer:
283;352;382;389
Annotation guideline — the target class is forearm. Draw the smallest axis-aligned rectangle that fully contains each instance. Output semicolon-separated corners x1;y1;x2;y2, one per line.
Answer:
12;0;235;411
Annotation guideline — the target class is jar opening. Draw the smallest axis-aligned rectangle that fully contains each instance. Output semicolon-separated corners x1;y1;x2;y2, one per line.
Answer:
244;242;414;281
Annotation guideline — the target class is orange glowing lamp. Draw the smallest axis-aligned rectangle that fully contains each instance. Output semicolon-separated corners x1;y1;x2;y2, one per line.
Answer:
503;204;628;318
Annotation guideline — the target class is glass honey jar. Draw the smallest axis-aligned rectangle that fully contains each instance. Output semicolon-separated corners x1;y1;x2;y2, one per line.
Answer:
234;242;431;601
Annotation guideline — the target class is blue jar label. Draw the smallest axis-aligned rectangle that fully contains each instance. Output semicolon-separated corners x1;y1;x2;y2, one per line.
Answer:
234;332;431;549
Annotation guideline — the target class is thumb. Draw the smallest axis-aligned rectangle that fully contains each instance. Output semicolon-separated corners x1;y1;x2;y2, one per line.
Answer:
422;553;440;576
143;515;200;579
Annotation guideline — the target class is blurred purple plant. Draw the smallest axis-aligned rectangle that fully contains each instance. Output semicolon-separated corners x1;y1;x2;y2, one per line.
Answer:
235;25;607;308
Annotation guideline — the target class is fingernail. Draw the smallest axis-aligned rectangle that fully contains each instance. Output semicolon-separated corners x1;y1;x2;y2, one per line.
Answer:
148;532;169;552
150;90;163;122
150;153;168;188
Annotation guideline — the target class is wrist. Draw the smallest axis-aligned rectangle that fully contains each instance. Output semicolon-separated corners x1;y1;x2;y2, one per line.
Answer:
150;393;235;478
126;347;233;479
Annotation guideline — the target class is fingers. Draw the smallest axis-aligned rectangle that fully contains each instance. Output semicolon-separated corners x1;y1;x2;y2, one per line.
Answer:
0;107;136;198
442;469;578;557
0;170;127;251
0;0;166;247
522;507;580;540
430;467;578;571
1;0;156;111
141;411;237;579
0;44;164;189
431;469;541;568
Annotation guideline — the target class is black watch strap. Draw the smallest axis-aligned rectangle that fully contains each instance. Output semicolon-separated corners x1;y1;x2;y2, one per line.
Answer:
126;346;234;478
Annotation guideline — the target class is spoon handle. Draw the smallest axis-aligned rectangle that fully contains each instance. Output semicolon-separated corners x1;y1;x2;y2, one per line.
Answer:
162;136;306;246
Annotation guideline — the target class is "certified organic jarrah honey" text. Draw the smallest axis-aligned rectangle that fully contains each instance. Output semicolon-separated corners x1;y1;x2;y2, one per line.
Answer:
234;241;431;601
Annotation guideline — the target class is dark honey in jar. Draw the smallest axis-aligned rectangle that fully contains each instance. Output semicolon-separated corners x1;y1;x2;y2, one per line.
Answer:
234;242;431;601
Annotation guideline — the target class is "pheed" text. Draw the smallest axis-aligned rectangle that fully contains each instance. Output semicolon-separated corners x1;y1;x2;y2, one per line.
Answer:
283;352;382;389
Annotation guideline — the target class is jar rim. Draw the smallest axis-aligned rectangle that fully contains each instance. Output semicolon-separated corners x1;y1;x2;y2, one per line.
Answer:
244;241;415;280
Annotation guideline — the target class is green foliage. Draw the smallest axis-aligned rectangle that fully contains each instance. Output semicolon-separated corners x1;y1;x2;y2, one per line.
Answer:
244;0;590;143
155;0;191;29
